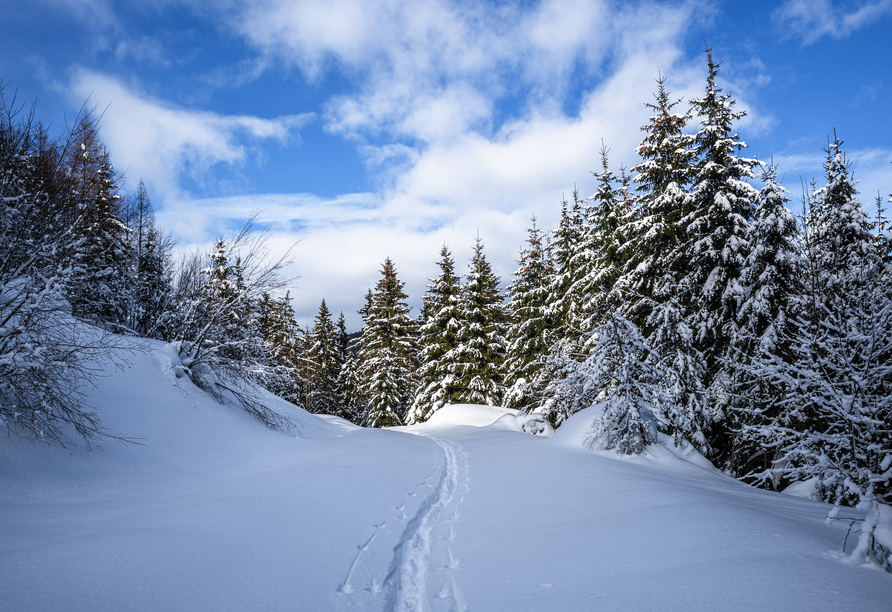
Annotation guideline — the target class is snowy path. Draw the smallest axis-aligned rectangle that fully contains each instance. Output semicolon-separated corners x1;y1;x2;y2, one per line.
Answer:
2;347;890;612
337;434;469;612
383;435;468;612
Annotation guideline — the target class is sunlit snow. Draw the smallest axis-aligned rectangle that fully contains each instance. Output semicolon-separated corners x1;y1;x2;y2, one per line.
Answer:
1;339;889;611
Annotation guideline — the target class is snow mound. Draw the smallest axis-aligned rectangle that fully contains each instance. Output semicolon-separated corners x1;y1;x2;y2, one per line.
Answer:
410;404;553;436
551;405;719;472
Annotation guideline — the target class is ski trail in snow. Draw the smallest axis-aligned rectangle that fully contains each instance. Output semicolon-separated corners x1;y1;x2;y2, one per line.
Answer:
383;435;461;612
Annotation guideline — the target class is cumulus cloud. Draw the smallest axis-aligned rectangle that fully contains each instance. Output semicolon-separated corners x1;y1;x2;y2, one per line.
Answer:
51;1;780;328
159;0;781;327
774;0;892;44
65;68;313;239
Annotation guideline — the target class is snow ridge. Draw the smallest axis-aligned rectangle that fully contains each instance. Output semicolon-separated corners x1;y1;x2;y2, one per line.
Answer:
383;435;462;612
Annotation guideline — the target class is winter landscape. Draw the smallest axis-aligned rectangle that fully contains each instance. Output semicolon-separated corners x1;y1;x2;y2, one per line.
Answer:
2;1;892;610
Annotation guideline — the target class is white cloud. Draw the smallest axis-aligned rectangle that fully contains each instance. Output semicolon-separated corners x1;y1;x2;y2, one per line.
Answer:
65;68;313;239
774;0;892;44
52;1;780;329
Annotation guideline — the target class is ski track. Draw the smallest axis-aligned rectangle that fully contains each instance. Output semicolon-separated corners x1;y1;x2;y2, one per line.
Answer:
383;435;466;612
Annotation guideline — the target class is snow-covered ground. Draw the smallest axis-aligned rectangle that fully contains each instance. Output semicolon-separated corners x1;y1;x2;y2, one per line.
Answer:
1;340;889;611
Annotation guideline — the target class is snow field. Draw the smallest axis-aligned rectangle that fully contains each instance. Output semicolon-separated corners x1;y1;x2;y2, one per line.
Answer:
1;341;890;611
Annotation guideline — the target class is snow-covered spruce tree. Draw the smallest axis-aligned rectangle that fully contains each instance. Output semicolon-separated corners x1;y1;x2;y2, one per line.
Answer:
743;138;892;570
544;190;586;343
616;73;696;334
683;48;760;462
256;291;305;407
502;217;553;410
66;149;134;328
330;311;356;421
307;299;341;416
608;73;707;448
572;314;674;455
446;236;507;406
357;259;418;427
134;224;173;338
0;90;131;445
408;245;462;424
162;219;296;428
567;142;626;336
644;274;709;450
728;165;804;478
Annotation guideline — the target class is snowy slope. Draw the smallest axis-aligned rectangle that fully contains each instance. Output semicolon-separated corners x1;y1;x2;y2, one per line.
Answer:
1;340;889;611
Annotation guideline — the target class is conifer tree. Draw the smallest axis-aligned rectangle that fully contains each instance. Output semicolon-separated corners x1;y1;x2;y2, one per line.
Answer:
729;165;804;476
447;236;507;406
331;311;355;421
502;217;552;410
545;191;585;342
134;225;172;337
307;299;340;415
567;142;625;335
357;259;418;427
66;152;134;326
684;47;760;422
742;138;892;571
575;314;675;455
617;73;695;333
409;245;462;424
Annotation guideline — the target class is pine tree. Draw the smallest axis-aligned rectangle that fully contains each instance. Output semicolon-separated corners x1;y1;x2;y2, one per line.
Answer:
134;225;172;337
567;142;625;335
447;236;507;406
545;191;585;342
408;245;462;424
742;137;892;570
307;299;340;415
729;165;804;477
66;151;134;326
357;259;418;427
684;47;760;434
502;217;552;410
575;314;674;455
612;73;707;449
617;73;696;333
257;291;304;406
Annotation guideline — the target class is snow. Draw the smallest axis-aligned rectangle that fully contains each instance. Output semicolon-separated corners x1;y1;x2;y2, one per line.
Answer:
1;339;890;611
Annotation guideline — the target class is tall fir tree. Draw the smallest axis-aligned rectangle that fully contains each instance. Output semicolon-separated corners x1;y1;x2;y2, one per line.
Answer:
307;299;340;415
66;151;134;326
134;225;172;337
357;259;418;427
502;217;552;410
729;165;804;477
684;46;760;424
617;73;696;333
447;236;507;406
408;245;462;424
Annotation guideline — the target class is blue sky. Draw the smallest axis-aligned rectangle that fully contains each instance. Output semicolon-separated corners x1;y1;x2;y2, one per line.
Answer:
3;0;891;328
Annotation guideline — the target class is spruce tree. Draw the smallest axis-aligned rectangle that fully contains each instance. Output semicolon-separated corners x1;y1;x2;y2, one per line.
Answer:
134;225;172;337
617;73;695;333
567;142;625;335
66;152;134;326
408;245;462;424
684;46;759;412
729;165;804;477
502;217;552;410
307;299;340;415
447;236;507;406
613;73;706;449
358;258;418;427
